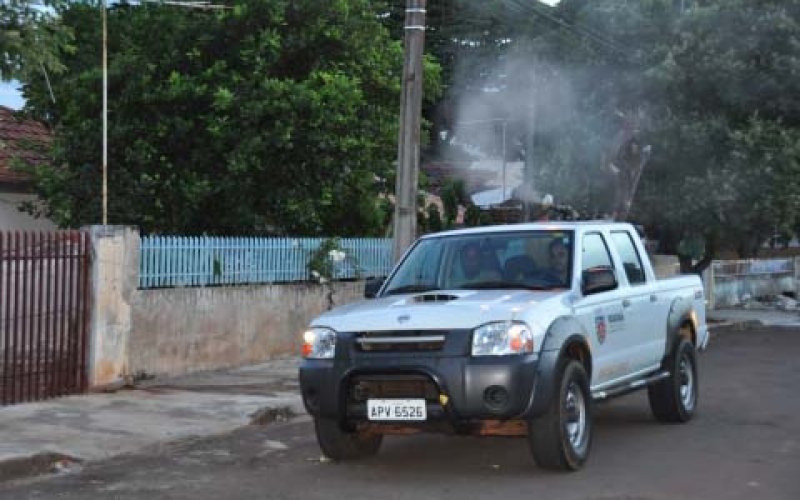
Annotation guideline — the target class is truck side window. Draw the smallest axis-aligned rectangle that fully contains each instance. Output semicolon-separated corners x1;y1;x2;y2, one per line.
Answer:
611;231;646;285
581;233;614;272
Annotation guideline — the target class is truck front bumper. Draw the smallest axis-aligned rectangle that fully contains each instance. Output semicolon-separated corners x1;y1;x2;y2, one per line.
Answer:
299;352;550;424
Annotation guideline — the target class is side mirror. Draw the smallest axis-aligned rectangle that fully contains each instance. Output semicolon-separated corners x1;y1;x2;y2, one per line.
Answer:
364;278;385;299
581;267;617;295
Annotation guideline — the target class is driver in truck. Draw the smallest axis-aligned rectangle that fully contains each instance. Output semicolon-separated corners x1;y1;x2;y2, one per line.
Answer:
452;242;501;287
544;237;570;285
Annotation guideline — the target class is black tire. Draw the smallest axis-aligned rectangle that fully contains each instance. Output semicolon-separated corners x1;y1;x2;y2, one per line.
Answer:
528;359;593;471
648;337;698;423
314;417;383;461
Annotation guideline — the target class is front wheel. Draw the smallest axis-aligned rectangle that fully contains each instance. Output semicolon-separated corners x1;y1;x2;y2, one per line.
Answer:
314;417;383;461
648;337;698;423
528;359;593;471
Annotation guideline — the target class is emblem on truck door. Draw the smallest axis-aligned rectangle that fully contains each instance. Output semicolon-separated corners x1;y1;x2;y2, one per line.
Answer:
595;315;607;344
397;314;410;324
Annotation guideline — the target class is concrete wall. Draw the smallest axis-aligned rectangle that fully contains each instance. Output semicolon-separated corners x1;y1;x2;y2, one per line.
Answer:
128;282;364;378
705;258;799;309
651;254;680;279
87;226;140;388
85;226;365;387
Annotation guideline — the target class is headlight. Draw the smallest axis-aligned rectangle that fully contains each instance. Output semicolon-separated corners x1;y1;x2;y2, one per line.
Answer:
471;322;533;356
302;327;337;359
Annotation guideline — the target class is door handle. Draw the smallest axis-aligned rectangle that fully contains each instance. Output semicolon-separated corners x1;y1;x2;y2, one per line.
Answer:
622;299;631;308
650;295;658;302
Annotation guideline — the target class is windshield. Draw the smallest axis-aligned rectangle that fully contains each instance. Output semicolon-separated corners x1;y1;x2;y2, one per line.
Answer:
382;230;574;296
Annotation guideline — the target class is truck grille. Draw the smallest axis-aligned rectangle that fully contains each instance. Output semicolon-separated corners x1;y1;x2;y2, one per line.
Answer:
349;374;439;402
355;331;446;352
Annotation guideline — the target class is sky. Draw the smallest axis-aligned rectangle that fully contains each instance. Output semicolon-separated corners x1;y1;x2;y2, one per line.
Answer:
0;80;24;110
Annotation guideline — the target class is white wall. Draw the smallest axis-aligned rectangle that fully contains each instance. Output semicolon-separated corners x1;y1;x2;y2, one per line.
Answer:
0;192;56;231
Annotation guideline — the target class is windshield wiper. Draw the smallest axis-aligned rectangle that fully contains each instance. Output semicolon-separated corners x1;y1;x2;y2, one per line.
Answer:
459;281;556;291
384;284;441;296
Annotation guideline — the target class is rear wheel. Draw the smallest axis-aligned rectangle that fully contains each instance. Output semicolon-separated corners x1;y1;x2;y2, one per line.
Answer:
648;337;698;423
528;359;593;471
314;417;383;461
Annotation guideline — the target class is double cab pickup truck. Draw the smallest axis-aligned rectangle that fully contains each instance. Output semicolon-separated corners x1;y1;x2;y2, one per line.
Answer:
299;222;709;471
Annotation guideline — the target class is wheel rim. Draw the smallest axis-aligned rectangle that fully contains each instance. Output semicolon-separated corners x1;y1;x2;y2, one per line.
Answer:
679;354;696;411
564;381;587;451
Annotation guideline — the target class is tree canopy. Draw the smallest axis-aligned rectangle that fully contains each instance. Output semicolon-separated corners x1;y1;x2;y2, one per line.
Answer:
22;0;441;236
417;0;800;266
0;0;72;82
16;0;800;262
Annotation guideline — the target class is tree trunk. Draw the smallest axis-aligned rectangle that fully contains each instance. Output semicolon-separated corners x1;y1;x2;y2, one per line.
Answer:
678;254;693;274
678;232;716;276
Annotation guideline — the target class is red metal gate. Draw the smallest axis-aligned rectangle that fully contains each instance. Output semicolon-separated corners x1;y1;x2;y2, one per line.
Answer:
0;230;91;405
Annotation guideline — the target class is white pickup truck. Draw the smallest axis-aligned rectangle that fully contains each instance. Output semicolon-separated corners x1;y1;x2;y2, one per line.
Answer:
299;221;709;471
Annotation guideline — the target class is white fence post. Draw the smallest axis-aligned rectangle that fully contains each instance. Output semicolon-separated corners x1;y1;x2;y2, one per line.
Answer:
795;256;800;297
706;261;716;310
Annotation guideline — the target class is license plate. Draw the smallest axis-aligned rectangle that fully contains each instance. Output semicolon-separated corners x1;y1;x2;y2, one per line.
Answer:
367;399;426;421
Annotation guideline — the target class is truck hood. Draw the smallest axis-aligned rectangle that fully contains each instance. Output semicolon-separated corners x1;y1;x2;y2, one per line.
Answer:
312;289;566;332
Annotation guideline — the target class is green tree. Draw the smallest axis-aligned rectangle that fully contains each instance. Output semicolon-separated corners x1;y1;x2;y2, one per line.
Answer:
635;0;800;266
427;0;800;270
439;178;466;228
22;0;441;236
0;0;72;82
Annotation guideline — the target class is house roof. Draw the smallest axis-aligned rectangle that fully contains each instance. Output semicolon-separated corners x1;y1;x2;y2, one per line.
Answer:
0;106;52;184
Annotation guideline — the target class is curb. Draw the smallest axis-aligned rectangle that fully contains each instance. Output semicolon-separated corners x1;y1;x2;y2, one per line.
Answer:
0;452;82;484
708;319;764;330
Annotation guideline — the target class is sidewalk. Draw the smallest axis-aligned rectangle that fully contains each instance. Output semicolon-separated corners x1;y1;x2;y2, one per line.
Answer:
1;309;797;483
707;307;800;328
0;357;305;482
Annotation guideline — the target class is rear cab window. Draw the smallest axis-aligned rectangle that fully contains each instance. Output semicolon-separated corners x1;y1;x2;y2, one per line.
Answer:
610;231;647;285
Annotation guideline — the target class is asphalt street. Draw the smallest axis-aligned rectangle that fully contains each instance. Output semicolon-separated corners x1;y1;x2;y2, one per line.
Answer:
1;324;798;500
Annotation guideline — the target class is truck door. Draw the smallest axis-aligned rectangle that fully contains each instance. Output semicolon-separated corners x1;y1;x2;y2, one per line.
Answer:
610;230;667;373
573;232;631;389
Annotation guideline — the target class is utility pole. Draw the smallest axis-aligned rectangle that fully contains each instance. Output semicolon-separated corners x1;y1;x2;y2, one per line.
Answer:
102;0;108;225
501;119;507;201
522;67;538;221
392;0;427;262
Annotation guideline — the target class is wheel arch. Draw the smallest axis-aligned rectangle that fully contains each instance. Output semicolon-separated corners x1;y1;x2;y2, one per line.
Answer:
541;316;593;380
559;335;593;381
664;297;698;362
526;317;593;418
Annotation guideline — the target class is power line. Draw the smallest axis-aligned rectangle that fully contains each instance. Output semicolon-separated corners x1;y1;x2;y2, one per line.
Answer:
137;1;231;10
503;0;630;58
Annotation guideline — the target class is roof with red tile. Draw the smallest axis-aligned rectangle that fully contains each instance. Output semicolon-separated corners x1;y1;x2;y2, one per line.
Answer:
0;106;52;184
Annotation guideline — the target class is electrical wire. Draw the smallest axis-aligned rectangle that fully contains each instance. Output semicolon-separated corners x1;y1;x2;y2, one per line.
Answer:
502;0;631;58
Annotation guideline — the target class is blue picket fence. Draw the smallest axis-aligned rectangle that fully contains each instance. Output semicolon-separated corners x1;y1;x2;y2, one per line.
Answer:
139;236;393;289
